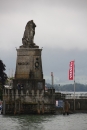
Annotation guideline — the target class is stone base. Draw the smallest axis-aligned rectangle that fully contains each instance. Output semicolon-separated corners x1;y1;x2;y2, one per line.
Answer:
20;43;39;48
13;78;45;90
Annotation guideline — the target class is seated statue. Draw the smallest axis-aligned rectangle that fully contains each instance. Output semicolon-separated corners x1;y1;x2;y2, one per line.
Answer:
22;20;36;47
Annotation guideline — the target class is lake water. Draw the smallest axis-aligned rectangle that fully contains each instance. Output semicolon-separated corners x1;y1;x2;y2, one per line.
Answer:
0;113;87;130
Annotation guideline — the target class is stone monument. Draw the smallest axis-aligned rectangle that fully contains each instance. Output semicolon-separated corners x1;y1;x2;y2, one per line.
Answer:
13;20;45;90
3;20;55;115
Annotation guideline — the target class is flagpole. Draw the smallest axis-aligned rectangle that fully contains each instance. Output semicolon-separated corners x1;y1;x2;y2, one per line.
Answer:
74;60;75;111
51;72;53;104
69;60;75;111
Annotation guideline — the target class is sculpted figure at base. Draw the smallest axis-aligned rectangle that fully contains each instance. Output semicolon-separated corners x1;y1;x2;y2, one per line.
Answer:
22;20;37;48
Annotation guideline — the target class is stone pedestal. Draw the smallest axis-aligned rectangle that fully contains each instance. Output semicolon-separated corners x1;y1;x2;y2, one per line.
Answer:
13;47;45;91
15;48;43;79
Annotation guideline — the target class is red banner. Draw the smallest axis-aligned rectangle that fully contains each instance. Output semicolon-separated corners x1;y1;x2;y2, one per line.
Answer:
69;61;74;80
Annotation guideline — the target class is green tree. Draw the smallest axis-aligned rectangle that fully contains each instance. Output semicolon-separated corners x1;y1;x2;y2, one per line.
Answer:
0;60;7;99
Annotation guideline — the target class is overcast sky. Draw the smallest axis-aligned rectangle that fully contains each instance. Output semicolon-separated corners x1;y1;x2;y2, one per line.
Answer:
0;0;87;84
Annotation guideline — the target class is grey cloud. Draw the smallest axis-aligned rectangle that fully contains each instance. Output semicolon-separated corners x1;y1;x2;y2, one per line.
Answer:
0;0;87;14
44;0;87;9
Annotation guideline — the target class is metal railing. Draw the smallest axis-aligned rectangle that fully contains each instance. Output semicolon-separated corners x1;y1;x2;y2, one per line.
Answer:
65;93;87;99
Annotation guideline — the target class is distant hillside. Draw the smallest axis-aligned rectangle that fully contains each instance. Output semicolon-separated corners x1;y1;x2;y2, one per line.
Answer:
46;83;87;92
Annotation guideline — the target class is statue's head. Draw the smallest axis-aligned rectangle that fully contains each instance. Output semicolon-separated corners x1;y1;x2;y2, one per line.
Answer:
26;20;36;28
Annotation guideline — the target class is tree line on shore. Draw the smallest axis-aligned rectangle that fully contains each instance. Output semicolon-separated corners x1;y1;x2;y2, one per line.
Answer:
46;83;87;92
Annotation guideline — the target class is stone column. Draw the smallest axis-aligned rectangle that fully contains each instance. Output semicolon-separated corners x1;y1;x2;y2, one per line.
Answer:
12;90;14;101
3;100;6;115
37;101;40;114
41;101;44;114
32;90;34;96
19;101;21;114
8;89;9;100
14;101;17;115
16;89;18;99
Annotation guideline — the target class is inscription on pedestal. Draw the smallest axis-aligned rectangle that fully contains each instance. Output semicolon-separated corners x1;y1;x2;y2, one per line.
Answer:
18;62;29;65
